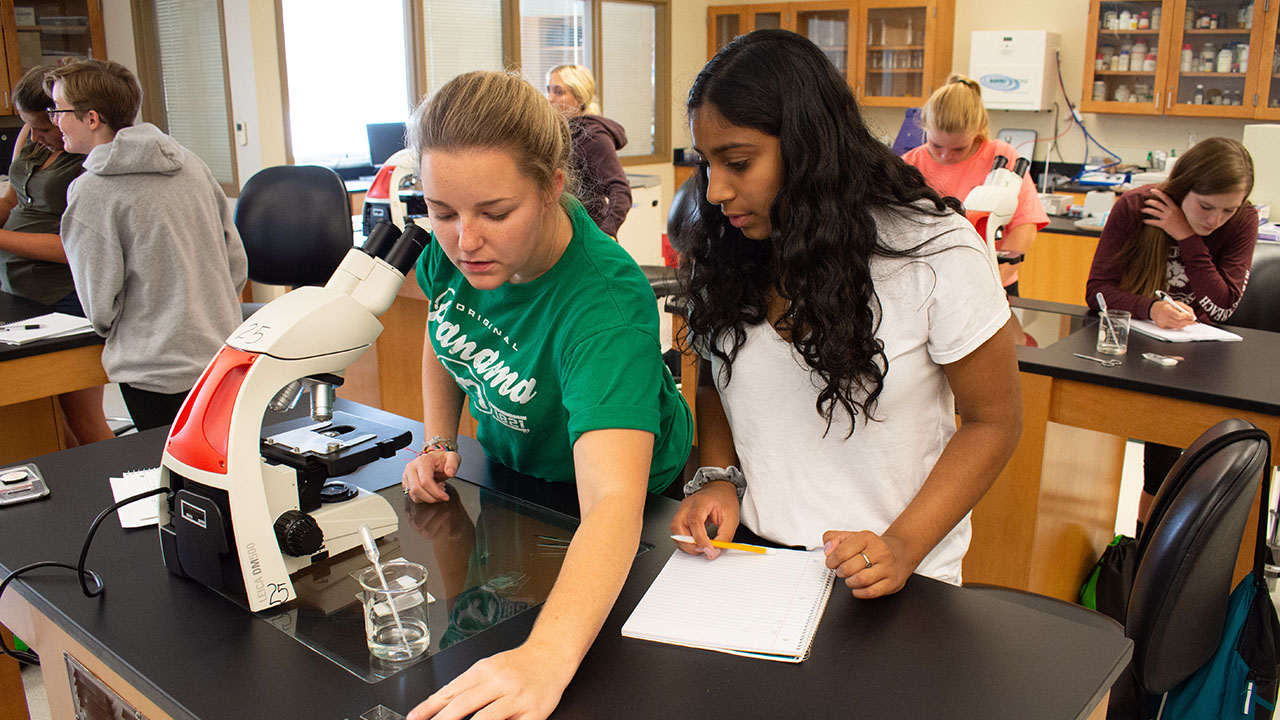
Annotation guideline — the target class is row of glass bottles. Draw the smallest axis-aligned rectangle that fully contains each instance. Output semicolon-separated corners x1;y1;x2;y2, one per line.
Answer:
1184;1;1253;29
1190;84;1247;104
867;49;924;69
1102;7;1162;30
1098;41;1157;71
1094;81;1158;102
1179;42;1249;73
867;16;917;46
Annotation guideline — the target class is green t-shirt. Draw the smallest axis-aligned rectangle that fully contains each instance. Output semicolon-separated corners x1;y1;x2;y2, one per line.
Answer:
416;196;691;492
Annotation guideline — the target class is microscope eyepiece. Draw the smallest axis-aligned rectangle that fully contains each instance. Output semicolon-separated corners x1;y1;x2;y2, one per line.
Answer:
362;220;402;260
1012;157;1031;178
385;222;430;275
990;155;1009;171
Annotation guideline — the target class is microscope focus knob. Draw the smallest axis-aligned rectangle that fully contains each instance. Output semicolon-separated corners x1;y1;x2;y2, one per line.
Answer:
274;510;324;557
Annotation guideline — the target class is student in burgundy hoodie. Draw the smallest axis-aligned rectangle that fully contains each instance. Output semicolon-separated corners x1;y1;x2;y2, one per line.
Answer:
1086;136;1257;532
546;65;631;237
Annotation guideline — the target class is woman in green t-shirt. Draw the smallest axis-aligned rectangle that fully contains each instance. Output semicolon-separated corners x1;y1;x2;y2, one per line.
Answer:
399;71;691;720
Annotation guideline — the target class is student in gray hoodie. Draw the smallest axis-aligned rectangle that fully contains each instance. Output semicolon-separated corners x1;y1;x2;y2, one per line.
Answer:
47;60;247;431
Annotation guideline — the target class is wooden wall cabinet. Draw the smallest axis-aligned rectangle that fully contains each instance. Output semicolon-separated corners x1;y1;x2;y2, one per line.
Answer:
707;1;954;107
1082;0;1280;118
0;0;107;116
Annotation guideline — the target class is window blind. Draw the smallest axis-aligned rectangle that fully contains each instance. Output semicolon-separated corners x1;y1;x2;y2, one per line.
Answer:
152;0;235;184
519;0;590;96
601;2;656;156
421;0;503;96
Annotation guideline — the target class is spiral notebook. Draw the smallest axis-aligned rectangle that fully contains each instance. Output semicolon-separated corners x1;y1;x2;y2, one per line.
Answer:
621;548;835;663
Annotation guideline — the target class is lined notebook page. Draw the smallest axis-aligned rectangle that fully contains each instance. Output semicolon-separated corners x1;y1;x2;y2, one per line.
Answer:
622;548;835;663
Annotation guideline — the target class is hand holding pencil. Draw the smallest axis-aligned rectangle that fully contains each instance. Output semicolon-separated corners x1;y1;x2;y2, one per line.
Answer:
669;480;741;560
1151;290;1197;330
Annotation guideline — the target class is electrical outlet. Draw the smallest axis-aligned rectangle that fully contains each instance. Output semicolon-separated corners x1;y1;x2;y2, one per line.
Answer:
234;121;248;146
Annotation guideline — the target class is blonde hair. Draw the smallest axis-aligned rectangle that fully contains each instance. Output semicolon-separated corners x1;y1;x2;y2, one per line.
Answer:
549;64;600;115
918;73;988;140
408;71;572;197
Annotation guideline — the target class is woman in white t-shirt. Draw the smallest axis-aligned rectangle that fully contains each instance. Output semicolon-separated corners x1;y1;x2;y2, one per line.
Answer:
670;30;1022;595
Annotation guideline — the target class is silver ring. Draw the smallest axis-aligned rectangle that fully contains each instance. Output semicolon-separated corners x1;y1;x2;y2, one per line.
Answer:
859;551;873;569
402;488;409;495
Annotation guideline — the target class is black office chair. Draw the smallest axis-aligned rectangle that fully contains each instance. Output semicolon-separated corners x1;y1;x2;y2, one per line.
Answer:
1224;241;1280;333
666;174;701;259
1097;419;1272;718
1127;420;1269;698
234;165;353;318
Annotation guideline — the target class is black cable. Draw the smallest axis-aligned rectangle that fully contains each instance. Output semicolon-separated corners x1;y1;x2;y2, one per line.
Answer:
0;486;171;665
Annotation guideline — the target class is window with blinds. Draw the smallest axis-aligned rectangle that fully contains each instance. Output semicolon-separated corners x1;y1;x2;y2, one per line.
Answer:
280;0;411;167
421;0;503;97
601;2;656;157
520;0;590;98
149;0;236;186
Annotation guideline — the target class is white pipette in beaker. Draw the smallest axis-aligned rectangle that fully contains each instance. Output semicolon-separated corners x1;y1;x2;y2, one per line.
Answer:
358;524;411;656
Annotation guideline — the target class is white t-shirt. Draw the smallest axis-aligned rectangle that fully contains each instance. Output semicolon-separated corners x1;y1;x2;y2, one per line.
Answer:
712;207;1009;585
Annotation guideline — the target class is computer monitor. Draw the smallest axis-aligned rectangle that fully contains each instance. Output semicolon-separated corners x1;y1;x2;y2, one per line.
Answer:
367;122;406;167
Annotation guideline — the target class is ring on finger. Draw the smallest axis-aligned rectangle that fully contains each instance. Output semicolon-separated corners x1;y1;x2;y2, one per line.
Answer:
859;551;873;569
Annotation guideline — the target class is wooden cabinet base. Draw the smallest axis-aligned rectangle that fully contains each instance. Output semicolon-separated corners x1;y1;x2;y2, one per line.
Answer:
966;372;1271;599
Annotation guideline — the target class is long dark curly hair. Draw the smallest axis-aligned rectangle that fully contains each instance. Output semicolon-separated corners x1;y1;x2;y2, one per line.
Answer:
681;30;964;435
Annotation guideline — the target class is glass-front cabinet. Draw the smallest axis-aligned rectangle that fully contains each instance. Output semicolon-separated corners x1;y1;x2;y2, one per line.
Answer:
0;0;107;115
707;4;789;57
856;0;953;106
797;4;852;82
707;1;954;107
861;3;930;103
1082;0;1280;118
1081;0;1173;114
1164;0;1265;117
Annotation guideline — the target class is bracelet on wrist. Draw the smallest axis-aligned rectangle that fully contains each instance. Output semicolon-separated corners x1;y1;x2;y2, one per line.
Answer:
422;435;458;454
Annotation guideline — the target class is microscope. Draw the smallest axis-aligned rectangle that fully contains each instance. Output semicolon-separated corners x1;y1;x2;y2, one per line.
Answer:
157;221;429;612
962;154;1032;268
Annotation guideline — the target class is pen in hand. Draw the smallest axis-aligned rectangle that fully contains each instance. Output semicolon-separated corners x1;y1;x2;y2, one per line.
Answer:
1154;290;1195;321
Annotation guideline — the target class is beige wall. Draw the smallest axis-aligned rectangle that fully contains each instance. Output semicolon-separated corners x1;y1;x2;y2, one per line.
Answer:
104;0;1254;207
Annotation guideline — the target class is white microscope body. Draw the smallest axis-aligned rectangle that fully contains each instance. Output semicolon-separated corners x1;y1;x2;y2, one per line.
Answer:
962;154;1031;270
158;222;428;612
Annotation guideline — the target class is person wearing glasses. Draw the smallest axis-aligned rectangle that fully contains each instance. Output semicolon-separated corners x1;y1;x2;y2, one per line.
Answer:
545;65;631;237
0;65;112;446
47;60;247;431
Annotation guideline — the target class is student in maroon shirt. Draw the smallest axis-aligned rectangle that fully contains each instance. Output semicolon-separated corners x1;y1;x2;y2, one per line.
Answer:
1086;136;1257;532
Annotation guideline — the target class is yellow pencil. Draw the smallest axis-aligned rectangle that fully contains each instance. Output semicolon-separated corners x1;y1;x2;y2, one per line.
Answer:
670;534;772;555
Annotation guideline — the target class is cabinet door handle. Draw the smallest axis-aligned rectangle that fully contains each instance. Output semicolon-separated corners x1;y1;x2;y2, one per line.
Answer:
1167;91;1173;109
1155;93;1161;111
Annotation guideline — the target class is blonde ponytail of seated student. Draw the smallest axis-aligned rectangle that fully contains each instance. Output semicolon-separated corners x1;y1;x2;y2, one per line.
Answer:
918;73;989;140
408;70;573;204
1118;137;1254;297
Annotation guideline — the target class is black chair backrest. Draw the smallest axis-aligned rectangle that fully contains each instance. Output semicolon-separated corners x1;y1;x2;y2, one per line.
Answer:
1224;241;1280;333
1127;418;1271;694
234;165;352;287
666;175;701;257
